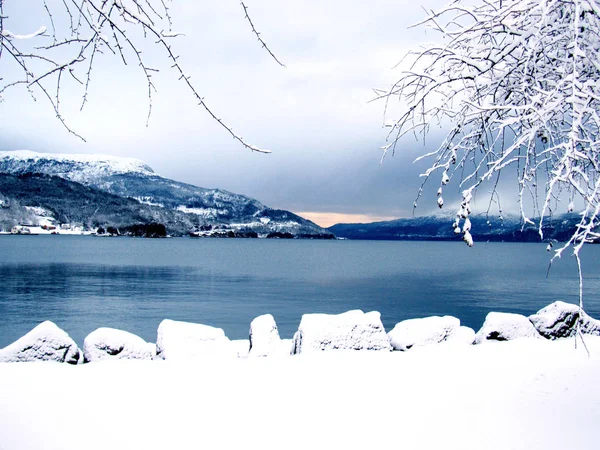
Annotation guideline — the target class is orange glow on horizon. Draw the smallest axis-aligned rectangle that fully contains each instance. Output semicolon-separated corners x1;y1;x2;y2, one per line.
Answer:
295;212;398;228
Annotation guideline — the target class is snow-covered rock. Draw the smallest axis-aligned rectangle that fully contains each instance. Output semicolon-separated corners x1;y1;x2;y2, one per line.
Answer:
249;314;282;357
291;310;392;354
83;328;155;362
528;301;600;339
446;326;476;345
156;319;235;360
388;316;462;351
474;312;542;344
0;321;80;364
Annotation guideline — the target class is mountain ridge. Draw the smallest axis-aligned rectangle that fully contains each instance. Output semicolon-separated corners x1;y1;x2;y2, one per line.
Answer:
0;151;333;238
327;212;590;243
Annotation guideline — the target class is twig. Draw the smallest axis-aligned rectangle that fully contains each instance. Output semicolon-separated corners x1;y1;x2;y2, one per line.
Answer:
240;1;286;67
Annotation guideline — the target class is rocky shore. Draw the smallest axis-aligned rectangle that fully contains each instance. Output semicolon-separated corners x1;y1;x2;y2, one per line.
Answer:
1;301;598;364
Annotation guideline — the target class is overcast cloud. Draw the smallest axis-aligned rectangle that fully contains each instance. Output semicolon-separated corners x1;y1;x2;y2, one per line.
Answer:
0;0;489;226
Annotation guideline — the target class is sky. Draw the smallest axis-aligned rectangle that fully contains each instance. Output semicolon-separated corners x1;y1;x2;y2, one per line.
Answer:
0;0;474;227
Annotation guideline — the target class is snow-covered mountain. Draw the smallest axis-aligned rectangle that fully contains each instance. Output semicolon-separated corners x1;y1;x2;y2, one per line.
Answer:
0;150;333;238
328;213;588;242
0;150;155;184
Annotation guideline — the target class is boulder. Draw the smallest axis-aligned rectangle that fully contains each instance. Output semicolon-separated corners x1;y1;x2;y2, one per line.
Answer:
528;301;600;339
0;321;80;364
446;326;476;345
474;312;542;344
83;328;155;362
156;319;235;360
388;316;462;351
249;314;282;357
291;310;392;354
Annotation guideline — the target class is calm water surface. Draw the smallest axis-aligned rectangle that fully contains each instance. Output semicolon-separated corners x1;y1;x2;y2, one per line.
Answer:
1;236;599;347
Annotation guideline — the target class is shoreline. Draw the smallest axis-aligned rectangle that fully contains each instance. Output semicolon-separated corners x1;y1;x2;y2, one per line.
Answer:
1;301;599;362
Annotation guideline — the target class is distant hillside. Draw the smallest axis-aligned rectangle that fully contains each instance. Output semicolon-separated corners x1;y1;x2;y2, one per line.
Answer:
0;173;200;234
0;151;333;238
328;213;591;243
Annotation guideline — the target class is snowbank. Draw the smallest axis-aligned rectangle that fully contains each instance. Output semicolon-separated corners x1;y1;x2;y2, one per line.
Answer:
0;337;599;450
278;339;293;356
156;319;236;360
248;314;282;357
231;339;250;358
83;328;155;362
388;315;470;350
0;321;80;364
474;312;542;344
529;301;600;339
291;310;392;354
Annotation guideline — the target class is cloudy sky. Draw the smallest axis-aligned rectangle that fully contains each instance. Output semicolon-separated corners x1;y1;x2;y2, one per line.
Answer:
1;0;465;226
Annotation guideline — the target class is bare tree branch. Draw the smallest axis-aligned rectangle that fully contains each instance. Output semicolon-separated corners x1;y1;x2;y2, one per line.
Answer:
0;0;270;152
240;1;286;67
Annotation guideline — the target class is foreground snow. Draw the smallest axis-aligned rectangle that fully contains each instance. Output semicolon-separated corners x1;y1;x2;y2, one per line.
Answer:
0;337;599;450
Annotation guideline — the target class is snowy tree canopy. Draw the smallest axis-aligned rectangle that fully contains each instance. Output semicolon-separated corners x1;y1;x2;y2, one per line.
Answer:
381;0;600;258
0;0;279;152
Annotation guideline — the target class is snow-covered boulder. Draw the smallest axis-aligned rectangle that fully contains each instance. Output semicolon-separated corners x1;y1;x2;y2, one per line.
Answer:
83;328;155;362
446;326;476;345
474;312;542;344
156;319;235;360
388;316;462;351
291;310;392;354
249;314;282;357
528;301;600;339
0;321;80;364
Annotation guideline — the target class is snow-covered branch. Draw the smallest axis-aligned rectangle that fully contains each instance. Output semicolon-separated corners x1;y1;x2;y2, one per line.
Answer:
382;0;600;245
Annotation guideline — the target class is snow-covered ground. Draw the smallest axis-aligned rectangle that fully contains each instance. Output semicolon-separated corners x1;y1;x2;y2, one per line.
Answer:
3;206;95;235
13;226;95;236
0;336;599;450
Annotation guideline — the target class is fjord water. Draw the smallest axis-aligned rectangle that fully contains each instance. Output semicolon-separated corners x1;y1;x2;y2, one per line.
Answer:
1;236;599;347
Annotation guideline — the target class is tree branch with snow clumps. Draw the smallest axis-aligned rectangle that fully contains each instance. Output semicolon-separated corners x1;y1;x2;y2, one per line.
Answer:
379;0;600;321
380;0;600;249
0;0;274;153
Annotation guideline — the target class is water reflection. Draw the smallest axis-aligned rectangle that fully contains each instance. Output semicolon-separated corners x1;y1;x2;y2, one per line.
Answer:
0;238;599;347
